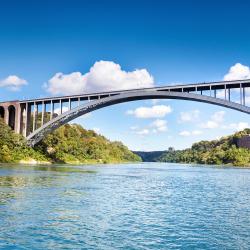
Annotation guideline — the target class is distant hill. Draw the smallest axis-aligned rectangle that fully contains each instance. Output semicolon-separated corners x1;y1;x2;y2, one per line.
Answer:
0;118;141;164
133;129;250;167
133;151;165;162
36;123;141;164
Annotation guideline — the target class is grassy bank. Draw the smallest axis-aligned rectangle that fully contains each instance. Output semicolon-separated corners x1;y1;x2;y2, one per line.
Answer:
0;119;141;164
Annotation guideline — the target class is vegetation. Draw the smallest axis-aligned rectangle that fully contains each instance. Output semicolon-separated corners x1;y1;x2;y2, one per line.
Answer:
133;151;165;162
35;124;141;163
0;118;141;164
137;129;250;167
0;118;47;163
1;115;249;166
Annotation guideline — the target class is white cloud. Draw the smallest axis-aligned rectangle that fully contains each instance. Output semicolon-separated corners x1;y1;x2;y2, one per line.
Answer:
223;63;250;81
179;131;191;136
200;120;218;129
192;130;203;135
130;126;138;130
45;60;154;95
150;119;168;132
93;127;100;133
222;122;249;131
135;129;150;135
0;75;27;91
200;111;225;129
179;109;200;122
179;130;203;137
127;105;172;118
151;99;160;105
130;119;168;136
211;111;225;123
245;96;250;105
53;106;69;115
216;90;225;99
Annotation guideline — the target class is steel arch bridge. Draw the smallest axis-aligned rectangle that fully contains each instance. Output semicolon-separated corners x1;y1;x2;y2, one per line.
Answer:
0;79;250;146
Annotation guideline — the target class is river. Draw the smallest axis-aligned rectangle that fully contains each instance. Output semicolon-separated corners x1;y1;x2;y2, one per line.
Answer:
0;163;249;249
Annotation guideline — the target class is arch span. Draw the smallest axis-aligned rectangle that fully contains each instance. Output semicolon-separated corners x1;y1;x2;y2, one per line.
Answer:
27;91;250;146
0;106;4;119
8;105;16;130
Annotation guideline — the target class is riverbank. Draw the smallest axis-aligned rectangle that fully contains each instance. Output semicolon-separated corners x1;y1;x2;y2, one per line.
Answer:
134;128;250;167
0;119;141;164
1;163;249;249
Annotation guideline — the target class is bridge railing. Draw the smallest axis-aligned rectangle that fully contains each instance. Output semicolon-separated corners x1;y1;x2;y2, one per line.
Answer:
0;79;249;137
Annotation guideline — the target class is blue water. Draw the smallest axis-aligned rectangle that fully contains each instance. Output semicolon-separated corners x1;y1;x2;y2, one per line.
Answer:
0;163;249;249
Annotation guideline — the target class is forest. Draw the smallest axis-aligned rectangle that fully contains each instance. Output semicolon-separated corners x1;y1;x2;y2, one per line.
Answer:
0;118;141;164
135;129;250;167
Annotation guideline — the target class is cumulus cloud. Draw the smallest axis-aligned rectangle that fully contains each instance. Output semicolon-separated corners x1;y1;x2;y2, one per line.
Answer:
53;106;69;115
127;105;172;118
222;122;249;131
93;127;101;133
200;111;225;129
151;119;168;132
211;111;225;123
245;96;250;105
179;130;203;137
179;131;190;136
45;60;154;95
179;109;200;123
130;125;139;130
223;63;250;81
216;90;225;99
135;129;150;135
130;119;168;136
0;75;27;91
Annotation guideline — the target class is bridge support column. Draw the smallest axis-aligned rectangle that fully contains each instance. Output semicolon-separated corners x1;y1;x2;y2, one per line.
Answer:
24;103;28;137
4;107;9;126
68;98;71;110
32;102;37;132
50;100;53;120
60;99;62;114
15;104;22;134
41;101;45;126
240;83;243;105
243;87;246;106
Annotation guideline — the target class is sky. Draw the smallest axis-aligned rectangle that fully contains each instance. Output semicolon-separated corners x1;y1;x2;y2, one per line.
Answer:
0;0;250;151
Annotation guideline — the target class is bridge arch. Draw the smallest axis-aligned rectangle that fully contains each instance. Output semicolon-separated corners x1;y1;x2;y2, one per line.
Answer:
27;91;250;146
8;105;16;130
0;106;4;119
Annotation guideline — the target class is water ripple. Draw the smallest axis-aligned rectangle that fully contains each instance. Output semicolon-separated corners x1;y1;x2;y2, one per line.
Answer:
0;163;249;249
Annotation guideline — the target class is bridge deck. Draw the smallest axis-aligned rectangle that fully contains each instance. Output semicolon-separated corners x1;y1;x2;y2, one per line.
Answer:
1;79;249;104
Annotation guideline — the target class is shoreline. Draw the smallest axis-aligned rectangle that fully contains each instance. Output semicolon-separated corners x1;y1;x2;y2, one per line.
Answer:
0;161;249;169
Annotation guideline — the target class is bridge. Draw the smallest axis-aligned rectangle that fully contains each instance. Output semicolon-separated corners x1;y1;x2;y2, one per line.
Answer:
0;79;250;146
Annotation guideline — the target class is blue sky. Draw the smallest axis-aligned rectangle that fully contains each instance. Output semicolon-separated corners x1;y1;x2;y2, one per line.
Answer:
0;0;250;150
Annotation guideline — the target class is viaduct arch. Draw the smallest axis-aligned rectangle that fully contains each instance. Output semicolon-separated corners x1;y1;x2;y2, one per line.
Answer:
0;106;4;119
0;79;250;147
26;90;250;146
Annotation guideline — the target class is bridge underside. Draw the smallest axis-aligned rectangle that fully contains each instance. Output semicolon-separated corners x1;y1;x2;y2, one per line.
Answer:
26;90;250;146
0;79;250;146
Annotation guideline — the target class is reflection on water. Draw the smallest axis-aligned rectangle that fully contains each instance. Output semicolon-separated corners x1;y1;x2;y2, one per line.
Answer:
0;163;249;249
0;164;97;173
0;164;96;205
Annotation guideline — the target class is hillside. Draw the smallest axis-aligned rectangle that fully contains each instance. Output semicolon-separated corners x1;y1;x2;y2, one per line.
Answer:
0;118;141;164
134;129;250;167
133;151;165;162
